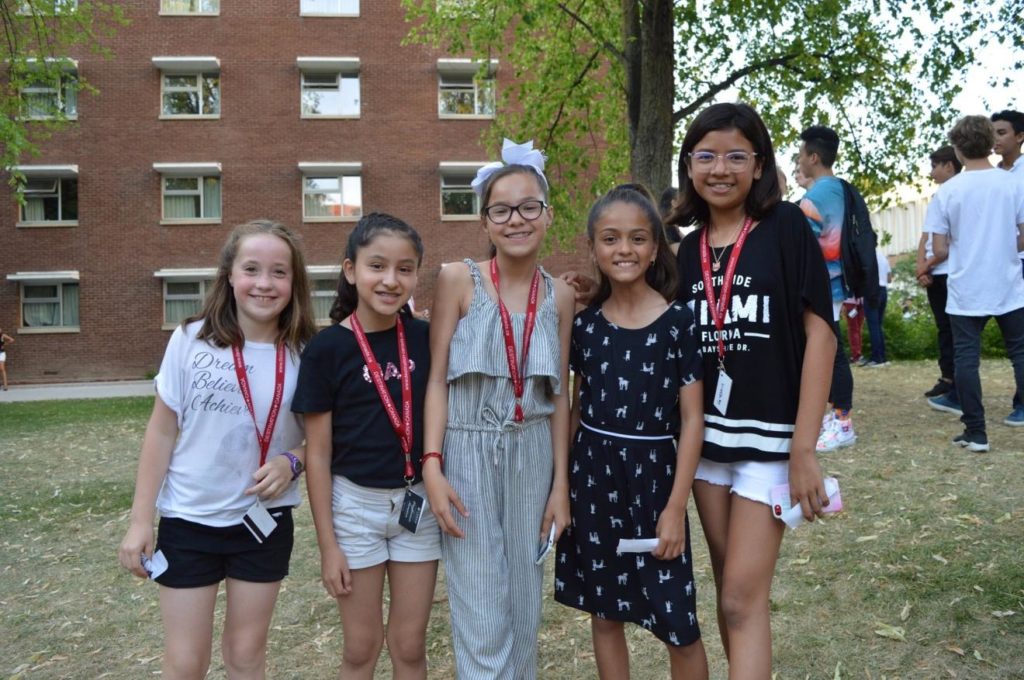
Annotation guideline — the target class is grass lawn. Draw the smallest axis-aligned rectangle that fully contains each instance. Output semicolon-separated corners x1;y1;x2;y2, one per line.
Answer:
1;360;1021;679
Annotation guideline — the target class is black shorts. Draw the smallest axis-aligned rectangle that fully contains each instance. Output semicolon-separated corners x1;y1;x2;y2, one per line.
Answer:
154;508;294;588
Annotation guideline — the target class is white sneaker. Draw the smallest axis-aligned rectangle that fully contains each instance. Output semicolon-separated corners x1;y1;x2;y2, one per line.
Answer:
817;416;856;452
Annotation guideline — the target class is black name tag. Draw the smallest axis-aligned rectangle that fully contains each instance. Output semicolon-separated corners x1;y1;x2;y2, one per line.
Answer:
399;488;426;533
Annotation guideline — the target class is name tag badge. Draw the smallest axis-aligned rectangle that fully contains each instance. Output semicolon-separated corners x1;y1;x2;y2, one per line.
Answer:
713;370;733;415
399;488;426;534
140;549;169;580
242;499;278;544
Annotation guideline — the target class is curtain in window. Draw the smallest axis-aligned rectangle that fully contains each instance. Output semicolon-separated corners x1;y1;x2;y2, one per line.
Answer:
165;299;200;324
203;178;221;218
164;196;198;218
64;83;78;116
62;284;79;326
23;198;46;221
24;302;60;326
312;295;333;320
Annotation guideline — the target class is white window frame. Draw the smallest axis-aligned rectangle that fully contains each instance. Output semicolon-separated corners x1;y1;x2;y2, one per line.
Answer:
439;162;485;220
6;272;81;334
300;0;359;17
13;165;79;227
299;162;362;222
159;0;219;15
21;72;78;120
155;269;216;329
437;59;497;119
297;58;360;118
154;163;222;225
308;266;342;326
160;72;220;118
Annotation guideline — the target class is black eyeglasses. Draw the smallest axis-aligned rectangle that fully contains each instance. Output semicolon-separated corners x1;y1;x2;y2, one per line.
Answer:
483;199;548;224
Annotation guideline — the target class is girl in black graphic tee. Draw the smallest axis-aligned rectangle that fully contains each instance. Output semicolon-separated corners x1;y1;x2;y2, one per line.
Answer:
667;103;836;677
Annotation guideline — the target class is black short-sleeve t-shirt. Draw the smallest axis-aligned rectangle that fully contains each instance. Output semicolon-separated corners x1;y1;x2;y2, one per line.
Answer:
292;318;430;488
676;201;833;463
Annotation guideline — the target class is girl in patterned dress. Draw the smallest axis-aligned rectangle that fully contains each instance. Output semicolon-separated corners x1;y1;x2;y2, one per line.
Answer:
555;186;708;679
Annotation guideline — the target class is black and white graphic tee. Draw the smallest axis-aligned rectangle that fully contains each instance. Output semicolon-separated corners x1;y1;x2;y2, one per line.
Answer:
292;319;430;488
676;201;833;463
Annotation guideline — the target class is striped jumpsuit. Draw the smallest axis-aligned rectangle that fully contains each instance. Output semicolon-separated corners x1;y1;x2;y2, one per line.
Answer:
442;259;561;679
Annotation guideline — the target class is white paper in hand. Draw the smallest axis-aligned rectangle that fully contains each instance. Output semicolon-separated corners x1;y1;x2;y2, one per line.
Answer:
616;538;659;554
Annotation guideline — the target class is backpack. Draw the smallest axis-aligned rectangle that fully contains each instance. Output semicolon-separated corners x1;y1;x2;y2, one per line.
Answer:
839;179;881;306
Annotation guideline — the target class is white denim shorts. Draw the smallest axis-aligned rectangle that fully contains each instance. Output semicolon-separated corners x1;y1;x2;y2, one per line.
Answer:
331;475;441;570
693;458;789;506
0;352;6;363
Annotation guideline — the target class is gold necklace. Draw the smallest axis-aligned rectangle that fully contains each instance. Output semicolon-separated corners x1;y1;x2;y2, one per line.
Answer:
709;217;745;272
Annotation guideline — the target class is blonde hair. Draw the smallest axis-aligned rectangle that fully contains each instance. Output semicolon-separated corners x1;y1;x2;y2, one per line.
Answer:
188;219;316;351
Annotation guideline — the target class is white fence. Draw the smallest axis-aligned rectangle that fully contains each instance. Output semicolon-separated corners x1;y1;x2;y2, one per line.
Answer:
870;196;931;256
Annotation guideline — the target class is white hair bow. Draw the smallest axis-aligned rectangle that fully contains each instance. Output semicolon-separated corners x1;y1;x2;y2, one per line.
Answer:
471;138;548;196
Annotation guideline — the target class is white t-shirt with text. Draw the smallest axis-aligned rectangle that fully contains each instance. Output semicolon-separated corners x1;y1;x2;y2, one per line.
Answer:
155;321;304;526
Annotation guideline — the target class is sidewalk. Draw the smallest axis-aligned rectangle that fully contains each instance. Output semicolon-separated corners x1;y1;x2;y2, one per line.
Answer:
0;380;154;403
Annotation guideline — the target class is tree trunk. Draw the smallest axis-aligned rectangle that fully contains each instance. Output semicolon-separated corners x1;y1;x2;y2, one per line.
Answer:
628;0;674;194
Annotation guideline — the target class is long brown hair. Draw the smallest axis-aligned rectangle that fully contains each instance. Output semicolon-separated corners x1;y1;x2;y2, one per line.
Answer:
187;219;316;352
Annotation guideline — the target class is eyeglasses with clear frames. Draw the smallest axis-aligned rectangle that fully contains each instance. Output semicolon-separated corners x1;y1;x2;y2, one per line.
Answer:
686;151;759;171
483;199;548;224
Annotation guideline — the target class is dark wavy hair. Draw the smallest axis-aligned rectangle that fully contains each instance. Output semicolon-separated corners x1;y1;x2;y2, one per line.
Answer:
586;185;677;307
189;219;316;352
667;102;781;229
329;212;424;323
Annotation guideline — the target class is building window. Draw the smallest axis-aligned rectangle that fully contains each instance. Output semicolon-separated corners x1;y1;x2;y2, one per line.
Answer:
437;60;496;118
310;277;337;323
303;174;362;220
160;0;219;14
441;174;479;218
18;177;78;224
300;0;358;15
21;73;78;119
22;282;80;329
163;279;209;325
162;176;221;221
300;71;360;117
161;73;219;117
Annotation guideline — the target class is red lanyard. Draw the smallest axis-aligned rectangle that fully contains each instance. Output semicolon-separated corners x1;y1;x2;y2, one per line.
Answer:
350;314;415;481
490;258;541;423
232;343;286;468
699;216;754;371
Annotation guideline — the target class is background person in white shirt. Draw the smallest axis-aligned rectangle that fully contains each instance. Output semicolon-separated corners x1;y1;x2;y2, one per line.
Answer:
924;115;1024;450
991;109;1024;277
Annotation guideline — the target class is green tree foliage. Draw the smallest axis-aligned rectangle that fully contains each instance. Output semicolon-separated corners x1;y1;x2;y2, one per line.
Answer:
1;0;126;187
403;0;1018;241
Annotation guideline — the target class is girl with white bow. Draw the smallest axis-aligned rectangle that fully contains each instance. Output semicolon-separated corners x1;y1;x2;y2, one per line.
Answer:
423;139;575;679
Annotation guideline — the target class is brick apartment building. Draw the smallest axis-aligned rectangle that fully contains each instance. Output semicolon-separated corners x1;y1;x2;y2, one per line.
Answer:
0;0;588;384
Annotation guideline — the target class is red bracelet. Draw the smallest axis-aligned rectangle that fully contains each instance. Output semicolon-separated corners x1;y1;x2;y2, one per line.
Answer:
421;451;444;468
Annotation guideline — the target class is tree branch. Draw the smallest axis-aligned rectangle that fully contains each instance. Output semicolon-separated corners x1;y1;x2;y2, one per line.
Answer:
544;48;603;151
673;52;806;124
556;1;627;65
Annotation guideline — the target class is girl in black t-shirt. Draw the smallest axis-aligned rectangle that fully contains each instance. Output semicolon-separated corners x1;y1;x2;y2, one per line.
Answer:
666;103;836;676
293;213;440;679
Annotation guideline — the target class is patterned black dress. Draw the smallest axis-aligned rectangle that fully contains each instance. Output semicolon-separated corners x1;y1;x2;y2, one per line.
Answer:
554;303;703;647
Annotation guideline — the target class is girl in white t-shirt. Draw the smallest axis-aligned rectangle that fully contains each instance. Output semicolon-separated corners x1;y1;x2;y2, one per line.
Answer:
118;219;316;680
